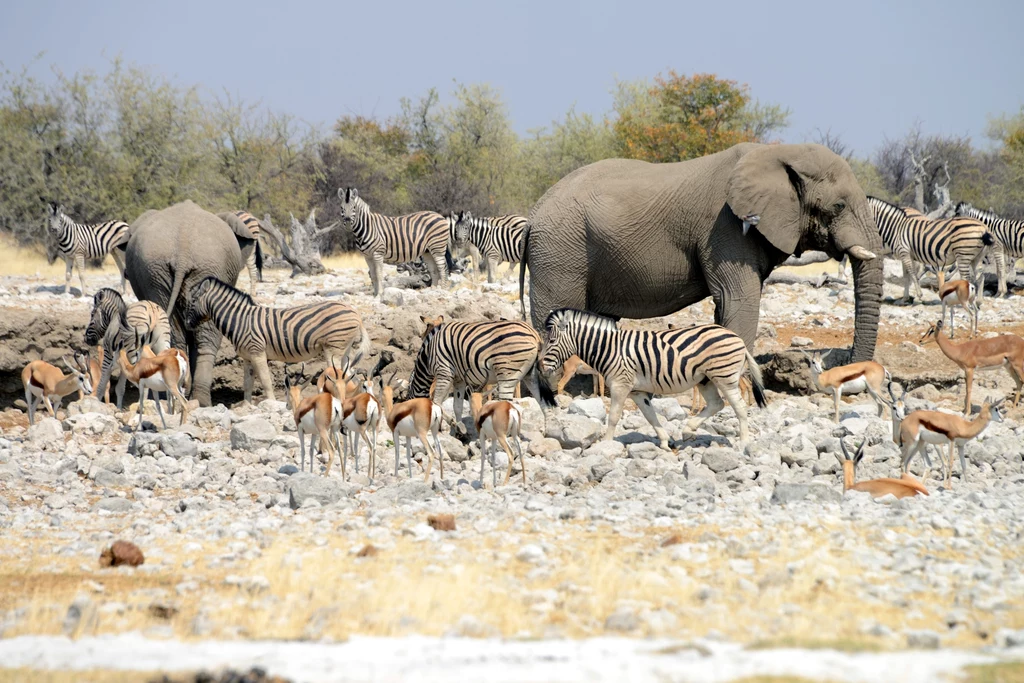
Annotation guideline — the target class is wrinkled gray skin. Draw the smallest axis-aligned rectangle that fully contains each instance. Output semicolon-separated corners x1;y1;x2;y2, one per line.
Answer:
522;143;884;362
123;201;245;406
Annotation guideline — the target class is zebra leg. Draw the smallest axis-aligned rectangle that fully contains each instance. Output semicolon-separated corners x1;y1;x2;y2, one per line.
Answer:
632;392;670;450
430;250;449;288
63;256;73;295
111;249;127;293
689;382;725;433
242;359;254;404
606;385;629;442
994;245;1007;297
899;255;916;302
251;354;276;402
486;256;497;284
717;380;750;443
75;253;87;297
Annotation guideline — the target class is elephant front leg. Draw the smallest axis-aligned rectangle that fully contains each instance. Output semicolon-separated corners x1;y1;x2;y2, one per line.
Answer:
709;274;761;352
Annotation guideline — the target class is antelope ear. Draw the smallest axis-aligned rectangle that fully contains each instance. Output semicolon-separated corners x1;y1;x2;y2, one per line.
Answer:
820;349;832;360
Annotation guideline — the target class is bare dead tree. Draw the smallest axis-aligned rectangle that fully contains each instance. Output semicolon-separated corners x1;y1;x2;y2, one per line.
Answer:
258;209;333;277
811;128;852;161
926;162;954;219
909;150;931;213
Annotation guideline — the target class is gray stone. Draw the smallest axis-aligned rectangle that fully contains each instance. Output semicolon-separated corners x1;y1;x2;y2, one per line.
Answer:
702;449;740;473
583;440;625;460
651;398;686;421
64;413;120;437
92;469;129;488
527;436;562;458
683;461;716;482
627;442;663;460
381;287;405;306
287;474;353;509
994;628;1024;648
790;336;814;347
190;405;229;429
91;497;133;513
67;397;117;416
770;483;842;505
159;432;198;459
905;630;941;649
395;481;435;502
567;397;606;421
516;544;545;563
604;607;639;632
230;418;277;451
518;398;545;434
545;414;603;450
28;417;64;445
127;432;162;457
278;464;299;475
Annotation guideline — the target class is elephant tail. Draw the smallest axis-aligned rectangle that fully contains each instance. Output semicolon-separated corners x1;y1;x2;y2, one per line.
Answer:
519;223;531;320
165;264;187;322
745;349;768;409
255;240;264;282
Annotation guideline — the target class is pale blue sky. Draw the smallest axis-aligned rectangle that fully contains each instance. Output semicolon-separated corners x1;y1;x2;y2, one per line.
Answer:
3;0;1022;155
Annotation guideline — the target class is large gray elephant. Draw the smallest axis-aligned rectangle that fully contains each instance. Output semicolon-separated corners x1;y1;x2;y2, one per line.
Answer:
123;200;248;406
520;143;884;362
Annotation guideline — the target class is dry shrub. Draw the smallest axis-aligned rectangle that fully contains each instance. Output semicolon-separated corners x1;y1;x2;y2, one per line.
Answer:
427;514;456;531
99;541;145;567
356;544;379;558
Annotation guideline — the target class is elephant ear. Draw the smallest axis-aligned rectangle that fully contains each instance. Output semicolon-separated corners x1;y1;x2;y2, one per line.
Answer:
726;145;815;255
218;212;257;245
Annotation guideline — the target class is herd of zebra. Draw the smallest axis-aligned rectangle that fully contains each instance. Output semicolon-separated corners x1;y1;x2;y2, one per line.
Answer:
21;189;1024;486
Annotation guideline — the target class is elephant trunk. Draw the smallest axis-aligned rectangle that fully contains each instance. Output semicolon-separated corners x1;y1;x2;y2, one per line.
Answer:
849;244;883;363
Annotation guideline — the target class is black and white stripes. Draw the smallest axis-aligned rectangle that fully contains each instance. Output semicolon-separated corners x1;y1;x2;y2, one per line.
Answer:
955;202;1024;296
46;203;129;296
337;188;450;296
538;309;766;447
453;212;527;282
868;197;993;301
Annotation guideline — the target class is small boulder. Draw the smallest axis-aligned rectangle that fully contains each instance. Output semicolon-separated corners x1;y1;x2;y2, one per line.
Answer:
770;482;842;505
287;474;353;509
545;414;603;450
28;417;64;446
92;497;134;513
230;418;277;452
568;397;606;421
701;448;740;473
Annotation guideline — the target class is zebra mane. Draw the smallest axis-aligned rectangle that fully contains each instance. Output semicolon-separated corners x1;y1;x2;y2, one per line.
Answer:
866;196;908;216
198;276;257;307
545;308;618;332
956;202;997;222
94;287;124;306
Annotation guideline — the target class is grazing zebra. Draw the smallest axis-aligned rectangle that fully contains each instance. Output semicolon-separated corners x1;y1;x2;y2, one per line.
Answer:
453;212;528;283
46;203;129;296
85;288;172;409
868;197;992;302
538;309;766;448
956;202;1024;296
217;210;264;294
184;277;371;402
409;318;544;420
336;187;450;296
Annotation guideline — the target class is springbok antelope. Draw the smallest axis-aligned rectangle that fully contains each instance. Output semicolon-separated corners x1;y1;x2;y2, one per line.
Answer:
898;399;1004;487
319;360;381;480
86;347;108;403
802;350;891;422
380;377;445;482
470;392;525;487
285;366;343;476
21;354;93;425
920;320;1024;414
556;355;605;398
938;279;979;339
117;342;190;430
836;438;929;499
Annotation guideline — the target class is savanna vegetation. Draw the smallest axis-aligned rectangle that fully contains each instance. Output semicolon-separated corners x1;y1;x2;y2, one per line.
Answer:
2;59;1022;254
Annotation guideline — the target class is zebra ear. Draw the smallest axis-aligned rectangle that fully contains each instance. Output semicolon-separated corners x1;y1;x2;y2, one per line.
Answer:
463;211;472;221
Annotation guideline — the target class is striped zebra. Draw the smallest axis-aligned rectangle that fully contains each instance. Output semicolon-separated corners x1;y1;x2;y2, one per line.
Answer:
867;197;992;302
336;187;449;296
184;277;371;403
956;202;1024;296
84;288;172;409
409;318;544;420
538;309;766;448
217;211;264;294
46;203;129;296
454;212;527;283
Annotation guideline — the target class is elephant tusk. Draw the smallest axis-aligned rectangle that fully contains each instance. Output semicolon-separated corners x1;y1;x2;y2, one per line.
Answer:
741;214;759;236
848;246;877;261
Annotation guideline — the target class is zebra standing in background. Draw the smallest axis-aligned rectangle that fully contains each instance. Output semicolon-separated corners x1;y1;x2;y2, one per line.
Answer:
538;309;766;449
184;276;371;403
867;197;992;303
409;318;544;420
336;187;450;296
454;212;528;283
956;202;1024;296
85;288;172;409
217;210;264;294
46;203;130;296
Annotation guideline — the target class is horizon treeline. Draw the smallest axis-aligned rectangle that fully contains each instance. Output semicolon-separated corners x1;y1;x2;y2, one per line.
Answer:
2;59;1022;253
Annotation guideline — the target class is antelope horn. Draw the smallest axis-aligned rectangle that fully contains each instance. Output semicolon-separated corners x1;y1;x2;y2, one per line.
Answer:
838;437;851;462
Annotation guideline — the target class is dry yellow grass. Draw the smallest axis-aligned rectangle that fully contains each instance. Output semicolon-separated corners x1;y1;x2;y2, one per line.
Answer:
0;234;122;277
0;669;177;683
962;662;1024;683
321;252;371;271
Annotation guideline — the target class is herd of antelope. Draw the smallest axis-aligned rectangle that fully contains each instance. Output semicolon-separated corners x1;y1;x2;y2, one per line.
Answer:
18;199;1024;498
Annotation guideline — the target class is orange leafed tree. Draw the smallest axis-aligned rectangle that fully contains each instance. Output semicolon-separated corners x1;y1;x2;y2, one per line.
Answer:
614;72;774;163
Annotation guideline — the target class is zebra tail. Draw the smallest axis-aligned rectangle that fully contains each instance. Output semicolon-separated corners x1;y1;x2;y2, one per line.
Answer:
255;241;264;282
165;265;187;322
519;223;531;321
531;357;556;408
745;349;768;409
982;232;994;246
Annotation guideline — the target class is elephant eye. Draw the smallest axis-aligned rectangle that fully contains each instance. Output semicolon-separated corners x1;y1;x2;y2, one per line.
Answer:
832;201;846;214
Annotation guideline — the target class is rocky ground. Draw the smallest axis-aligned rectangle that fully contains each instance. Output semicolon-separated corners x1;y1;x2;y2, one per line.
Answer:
1;261;1024;682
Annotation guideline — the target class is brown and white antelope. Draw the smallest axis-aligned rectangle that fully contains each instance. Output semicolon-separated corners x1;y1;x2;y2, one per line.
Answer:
285;366;344;476
802;350;891;422
381;379;445;482
86;347;108;403
836;437;929;499
470;392;525;487
920;320;1024;414
21;355;93;425
938;279;979;339
898;400;1004;487
319;360;381;480
117;341;190;430
555;355;605;398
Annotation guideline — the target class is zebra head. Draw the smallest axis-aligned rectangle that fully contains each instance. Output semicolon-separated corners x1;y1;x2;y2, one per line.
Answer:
184;277;218;330
454;211;473;251
539;309;582;377
408;325;440;399
44;203;65;264
337;187;365;228
85;288;125;346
